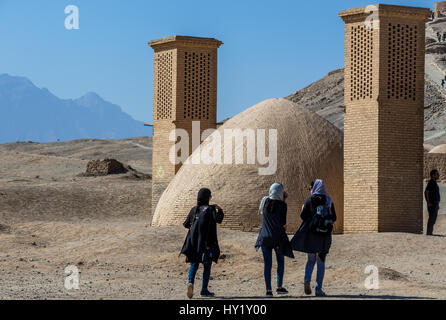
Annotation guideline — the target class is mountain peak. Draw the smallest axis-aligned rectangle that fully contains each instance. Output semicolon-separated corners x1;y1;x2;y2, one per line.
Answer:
0;75;148;143
0;73;34;88
77;92;105;106
83;91;102;99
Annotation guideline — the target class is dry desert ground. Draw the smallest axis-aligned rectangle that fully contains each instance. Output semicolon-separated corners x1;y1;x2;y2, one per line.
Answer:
0;138;446;300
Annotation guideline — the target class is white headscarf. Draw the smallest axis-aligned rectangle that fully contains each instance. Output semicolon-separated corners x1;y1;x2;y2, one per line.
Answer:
258;183;284;215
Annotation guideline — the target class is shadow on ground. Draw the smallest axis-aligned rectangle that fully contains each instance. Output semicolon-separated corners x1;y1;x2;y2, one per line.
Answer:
213;294;435;300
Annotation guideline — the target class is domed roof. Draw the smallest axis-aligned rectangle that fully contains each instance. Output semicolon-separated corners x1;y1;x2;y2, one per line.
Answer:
152;98;344;234
429;144;446;153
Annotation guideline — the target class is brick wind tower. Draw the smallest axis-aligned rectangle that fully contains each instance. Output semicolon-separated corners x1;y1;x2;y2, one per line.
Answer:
148;36;223;214
339;5;431;233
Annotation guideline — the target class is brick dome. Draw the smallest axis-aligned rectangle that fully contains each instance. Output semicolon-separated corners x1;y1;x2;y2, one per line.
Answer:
151;98;344;234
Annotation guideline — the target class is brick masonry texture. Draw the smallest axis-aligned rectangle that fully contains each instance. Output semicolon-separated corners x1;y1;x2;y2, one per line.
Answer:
85;159;127;176
148;36;223;215
339;4;431;234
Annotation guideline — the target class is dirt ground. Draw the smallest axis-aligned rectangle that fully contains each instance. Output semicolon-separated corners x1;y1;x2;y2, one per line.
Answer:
0;139;446;300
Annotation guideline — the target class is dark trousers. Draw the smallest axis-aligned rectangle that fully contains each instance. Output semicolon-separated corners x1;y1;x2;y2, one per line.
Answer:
261;245;284;292
427;203;439;235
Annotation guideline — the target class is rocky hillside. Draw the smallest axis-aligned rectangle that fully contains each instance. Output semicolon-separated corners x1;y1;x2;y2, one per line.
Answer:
286;16;446;146
285;69;345;130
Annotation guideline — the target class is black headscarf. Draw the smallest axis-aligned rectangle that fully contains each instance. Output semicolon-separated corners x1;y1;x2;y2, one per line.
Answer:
197;188;212;207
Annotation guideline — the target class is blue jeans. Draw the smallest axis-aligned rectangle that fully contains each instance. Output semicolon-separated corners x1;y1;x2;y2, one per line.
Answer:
188;261;212;292
261;245;284;291
304;253;326;292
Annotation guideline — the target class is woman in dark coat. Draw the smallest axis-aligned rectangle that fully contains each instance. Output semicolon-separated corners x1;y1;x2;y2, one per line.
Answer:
255;183;294;297
180;188;224;298
290;179;336;297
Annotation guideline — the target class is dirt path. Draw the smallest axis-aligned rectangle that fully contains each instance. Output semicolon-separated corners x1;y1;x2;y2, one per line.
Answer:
0;138;445;300
0;220;445;300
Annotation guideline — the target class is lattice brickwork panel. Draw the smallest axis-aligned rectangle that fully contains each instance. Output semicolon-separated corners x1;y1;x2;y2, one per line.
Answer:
386;23;418;101
184;51;211;120
350;25;373;101
155;51;173;120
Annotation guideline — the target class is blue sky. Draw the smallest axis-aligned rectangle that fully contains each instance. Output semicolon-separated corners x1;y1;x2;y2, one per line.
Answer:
0;0;434;124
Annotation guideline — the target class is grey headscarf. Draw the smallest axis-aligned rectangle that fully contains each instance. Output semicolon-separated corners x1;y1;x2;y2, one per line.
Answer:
311;179;327;196
258;183;284;215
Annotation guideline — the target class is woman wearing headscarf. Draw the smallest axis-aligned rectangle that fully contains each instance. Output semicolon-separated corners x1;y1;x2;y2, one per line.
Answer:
180;188;224;298
255;183;294;297
291;179;336;297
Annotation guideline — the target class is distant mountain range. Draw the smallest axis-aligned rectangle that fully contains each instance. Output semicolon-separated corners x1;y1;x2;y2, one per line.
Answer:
0;74;150;143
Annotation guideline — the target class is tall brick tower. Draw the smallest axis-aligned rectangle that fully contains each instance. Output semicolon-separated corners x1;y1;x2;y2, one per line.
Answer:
148;36;223;214
339;5;431;233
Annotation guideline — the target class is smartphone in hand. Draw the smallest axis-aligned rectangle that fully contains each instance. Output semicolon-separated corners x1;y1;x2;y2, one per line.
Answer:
283;191;288;202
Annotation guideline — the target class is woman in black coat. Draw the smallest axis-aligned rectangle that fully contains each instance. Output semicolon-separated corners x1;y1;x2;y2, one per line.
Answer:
290;179;336;297
180;188;224;298
255;183;294;297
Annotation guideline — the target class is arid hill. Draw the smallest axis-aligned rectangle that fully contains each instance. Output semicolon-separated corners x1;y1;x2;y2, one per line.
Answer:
0;137;152;224
286;16;446;146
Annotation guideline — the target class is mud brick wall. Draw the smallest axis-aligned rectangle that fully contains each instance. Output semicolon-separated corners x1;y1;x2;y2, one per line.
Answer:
340;4;431;234
86;159;126;176
149;36;222;216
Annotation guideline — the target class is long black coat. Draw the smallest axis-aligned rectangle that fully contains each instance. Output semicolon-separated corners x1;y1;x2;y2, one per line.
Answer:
290;195;336;254
180;205;224;263
255;200;294;258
